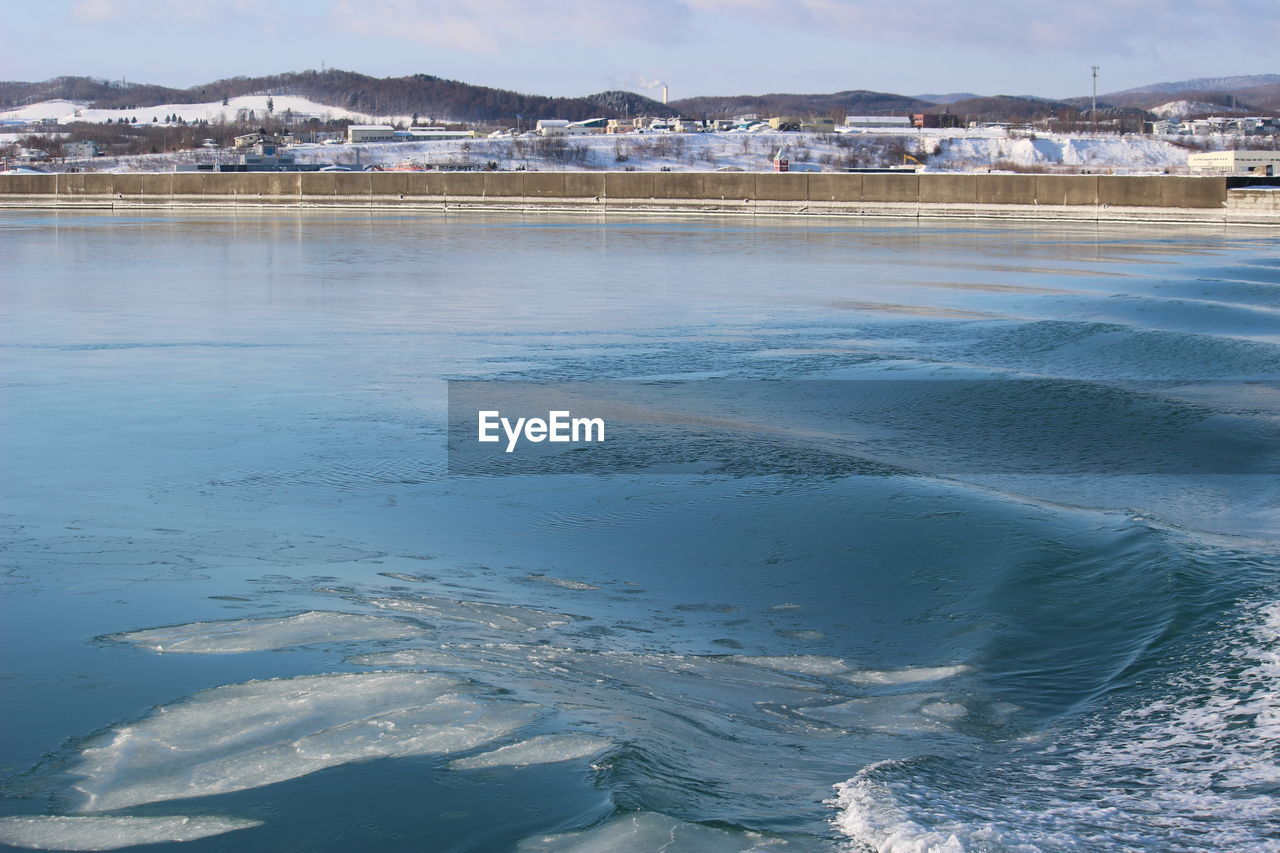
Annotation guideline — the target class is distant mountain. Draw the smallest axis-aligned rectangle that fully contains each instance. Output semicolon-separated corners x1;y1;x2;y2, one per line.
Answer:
914;92;980;104
668;90;930;119
1106;74;1280;97
0;71;676;123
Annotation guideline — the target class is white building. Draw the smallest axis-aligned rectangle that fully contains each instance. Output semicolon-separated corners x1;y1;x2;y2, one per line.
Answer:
346;125;397;143
1187;150;1280;177
536;120;571;136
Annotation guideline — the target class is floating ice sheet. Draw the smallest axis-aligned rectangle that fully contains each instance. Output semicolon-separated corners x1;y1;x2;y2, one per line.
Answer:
0;815;262;851
349;648;470;668
518;811;794;851
71;672;536;812
108;610;428;654
794;694;954;734
368;596;572;631
843;665;971;686
448;734;612;769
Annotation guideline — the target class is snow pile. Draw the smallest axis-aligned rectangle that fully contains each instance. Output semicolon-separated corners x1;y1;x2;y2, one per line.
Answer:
0;816;262;851
70;672;536;811
108;610;429;653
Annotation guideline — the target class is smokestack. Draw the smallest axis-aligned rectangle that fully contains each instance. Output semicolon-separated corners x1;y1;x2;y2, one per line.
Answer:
662;85;669;105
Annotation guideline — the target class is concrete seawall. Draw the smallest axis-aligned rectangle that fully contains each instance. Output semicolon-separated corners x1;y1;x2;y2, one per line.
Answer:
2;172;1277;225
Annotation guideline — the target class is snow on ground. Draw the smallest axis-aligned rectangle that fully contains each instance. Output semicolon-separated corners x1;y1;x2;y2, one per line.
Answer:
0;96;418;127
36;128;1199;175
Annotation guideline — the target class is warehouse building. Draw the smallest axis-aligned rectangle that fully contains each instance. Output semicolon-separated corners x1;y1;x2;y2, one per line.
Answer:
1187;150;1280;176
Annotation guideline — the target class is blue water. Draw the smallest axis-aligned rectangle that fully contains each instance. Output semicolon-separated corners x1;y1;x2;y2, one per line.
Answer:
1;211;1277;852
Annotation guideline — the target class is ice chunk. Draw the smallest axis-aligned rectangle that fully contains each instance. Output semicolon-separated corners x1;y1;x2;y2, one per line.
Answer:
0;815;262;851
527;575;600;591
71;672;536;812
729;655;849;676
349;648;470;668
843;665;970;685
369;596;572;631
794;694;953;734
448;734;612;769
108;611;428;654
518;811;793;851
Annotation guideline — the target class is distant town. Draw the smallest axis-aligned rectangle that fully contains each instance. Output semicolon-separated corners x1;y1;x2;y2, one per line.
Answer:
2;70;1278;177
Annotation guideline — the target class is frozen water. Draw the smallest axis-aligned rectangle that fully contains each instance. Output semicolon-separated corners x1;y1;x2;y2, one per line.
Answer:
794;694;954;734
517;811;795;852
109;611;428;653
729;655;850;676
448;734;612;769
368;596;572;631
349;648;471;668
71;672;536;811
0;815;262;851
843;665;970;686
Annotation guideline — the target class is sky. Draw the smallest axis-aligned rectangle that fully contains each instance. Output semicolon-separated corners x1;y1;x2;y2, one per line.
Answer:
2;0;1277;100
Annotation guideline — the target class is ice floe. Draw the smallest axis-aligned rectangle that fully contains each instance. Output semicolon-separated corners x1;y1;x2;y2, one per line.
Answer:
71;672;536;812
794;694;955;734
368;596;572;631
348;648;471;668
108;610;428;653
448;734;612;769
842;665;971;686
0;815;262;851
518;811;794;851
527;575;600;591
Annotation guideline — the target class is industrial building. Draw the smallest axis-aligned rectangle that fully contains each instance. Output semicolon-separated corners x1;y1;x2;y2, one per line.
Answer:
1187;150;1280;176
844;116;913;128
769;116;836;132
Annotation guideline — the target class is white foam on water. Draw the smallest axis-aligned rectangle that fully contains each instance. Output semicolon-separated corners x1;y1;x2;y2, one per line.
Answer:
368;596;572;631
517;811;794;852
843;666;971;686
832;600;1280;852
448;734;613;769
71;672;536;812
109;611;428;653
0;815;262;851
348;648;470;668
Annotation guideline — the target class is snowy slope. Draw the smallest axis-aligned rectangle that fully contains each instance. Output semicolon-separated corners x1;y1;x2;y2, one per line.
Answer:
0;95;421;127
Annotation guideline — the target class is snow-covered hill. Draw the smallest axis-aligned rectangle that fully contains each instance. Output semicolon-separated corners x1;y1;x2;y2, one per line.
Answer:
1151;100;1246;118
0;96;420;127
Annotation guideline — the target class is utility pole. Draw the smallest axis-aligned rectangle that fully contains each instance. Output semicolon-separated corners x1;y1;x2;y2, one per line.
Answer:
1091;66;1099;135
